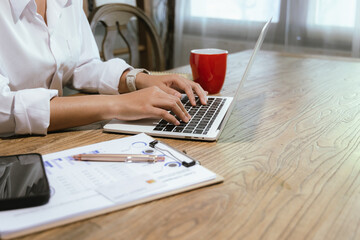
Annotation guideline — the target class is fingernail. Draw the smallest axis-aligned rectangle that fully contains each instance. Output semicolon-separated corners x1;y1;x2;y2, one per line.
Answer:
175;120;180;125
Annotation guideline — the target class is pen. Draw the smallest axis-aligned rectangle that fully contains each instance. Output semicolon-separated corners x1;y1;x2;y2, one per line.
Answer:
73;154;165;163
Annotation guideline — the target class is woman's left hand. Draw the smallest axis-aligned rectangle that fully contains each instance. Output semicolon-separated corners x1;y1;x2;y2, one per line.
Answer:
135;73;208;106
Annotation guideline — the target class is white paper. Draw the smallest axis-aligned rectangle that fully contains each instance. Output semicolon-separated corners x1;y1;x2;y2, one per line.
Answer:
97;174;166;204
0;133;216;238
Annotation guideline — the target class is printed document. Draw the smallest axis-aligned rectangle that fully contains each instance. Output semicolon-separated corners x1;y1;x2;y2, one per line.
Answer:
0;133;218;239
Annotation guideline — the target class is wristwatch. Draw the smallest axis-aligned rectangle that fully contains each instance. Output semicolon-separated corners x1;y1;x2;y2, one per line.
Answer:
126;68;150;92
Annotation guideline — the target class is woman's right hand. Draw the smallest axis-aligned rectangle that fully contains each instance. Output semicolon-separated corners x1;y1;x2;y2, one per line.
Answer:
112;86;191;125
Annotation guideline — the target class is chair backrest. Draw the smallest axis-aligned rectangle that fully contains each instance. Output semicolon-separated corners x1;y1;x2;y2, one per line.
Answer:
89;3;165;71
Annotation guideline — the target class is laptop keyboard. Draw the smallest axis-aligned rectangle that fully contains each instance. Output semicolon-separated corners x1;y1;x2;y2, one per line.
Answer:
153;96;226;135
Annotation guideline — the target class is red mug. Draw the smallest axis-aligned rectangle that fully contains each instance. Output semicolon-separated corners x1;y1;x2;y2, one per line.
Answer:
190;49;228;94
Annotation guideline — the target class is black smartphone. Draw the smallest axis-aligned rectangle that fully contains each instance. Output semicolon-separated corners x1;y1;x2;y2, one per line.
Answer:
0;153;50;211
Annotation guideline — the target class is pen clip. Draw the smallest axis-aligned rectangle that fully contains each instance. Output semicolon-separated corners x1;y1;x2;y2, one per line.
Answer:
125;155;159;163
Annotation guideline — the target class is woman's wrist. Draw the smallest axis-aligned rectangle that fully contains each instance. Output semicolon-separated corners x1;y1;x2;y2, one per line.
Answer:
118;70;130;93
135;72;152;89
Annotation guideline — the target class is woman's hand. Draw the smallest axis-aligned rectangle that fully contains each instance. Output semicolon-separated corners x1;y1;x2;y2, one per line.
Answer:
114;86;191;125
114;71;208;125
135;73;208;106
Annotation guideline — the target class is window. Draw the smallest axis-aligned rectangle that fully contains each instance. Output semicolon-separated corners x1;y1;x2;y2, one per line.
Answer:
304;0;359;50
190;0;280;23
175;0;360;65
183;0;280;41
308;0;356;27
183;0;360;48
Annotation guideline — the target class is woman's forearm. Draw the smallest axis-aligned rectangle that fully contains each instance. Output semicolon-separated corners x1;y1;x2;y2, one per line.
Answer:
48;95;117;132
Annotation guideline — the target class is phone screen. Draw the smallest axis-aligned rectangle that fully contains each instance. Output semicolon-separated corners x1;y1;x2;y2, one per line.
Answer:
0;153;50;211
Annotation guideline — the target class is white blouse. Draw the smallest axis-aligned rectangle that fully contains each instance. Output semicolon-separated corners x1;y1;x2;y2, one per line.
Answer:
0;0;132;136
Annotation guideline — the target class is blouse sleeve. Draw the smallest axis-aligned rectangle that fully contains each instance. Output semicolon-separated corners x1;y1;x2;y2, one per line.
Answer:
70;10;133;95
0;74;58;136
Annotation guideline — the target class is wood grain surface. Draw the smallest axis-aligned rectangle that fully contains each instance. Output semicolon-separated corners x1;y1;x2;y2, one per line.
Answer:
2;51;360;240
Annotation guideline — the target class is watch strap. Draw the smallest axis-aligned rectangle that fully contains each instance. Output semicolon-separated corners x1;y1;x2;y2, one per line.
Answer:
126;68;150;92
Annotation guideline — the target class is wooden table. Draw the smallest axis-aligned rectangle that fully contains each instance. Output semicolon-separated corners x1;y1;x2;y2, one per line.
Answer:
2;51;360;239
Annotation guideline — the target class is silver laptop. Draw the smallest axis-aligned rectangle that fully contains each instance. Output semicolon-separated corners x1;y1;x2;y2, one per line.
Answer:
103;19;271;141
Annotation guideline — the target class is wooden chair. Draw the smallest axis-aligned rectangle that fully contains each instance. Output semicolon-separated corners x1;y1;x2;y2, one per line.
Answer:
89;3;165;71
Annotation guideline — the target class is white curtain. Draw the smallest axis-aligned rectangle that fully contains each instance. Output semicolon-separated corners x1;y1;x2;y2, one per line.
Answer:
174;0;360;67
